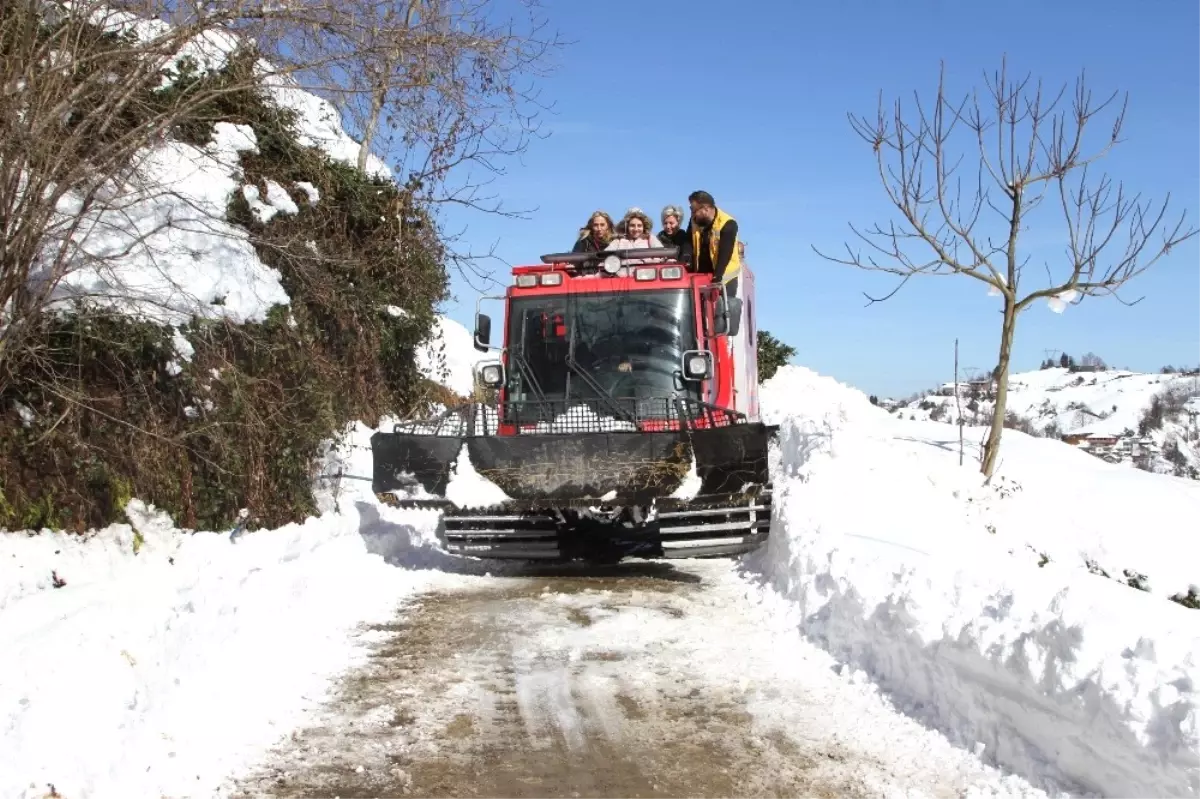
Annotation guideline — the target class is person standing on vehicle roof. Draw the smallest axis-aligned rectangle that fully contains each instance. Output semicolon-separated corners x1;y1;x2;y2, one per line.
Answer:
572;210;616;253
659;204;691;261
686;190;741;297
605;207;664;264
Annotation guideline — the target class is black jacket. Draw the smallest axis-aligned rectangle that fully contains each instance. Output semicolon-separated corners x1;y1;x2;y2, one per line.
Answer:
658;227;691;263
571;233;610;253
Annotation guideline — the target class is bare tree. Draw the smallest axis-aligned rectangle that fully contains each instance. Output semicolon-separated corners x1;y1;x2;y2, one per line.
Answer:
955;338;964;465
262;0;563;290
0;0;297;389
1;0;562;391
815;58;1198;477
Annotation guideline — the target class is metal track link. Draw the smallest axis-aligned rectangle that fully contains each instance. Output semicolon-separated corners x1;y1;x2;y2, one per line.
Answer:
658;487;774;558
442;510;562;559
396;486;775;561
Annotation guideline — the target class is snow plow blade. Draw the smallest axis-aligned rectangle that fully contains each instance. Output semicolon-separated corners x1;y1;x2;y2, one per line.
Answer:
370;404;776;562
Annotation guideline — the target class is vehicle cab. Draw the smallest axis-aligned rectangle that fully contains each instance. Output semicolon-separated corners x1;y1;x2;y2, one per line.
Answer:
470;247;760;432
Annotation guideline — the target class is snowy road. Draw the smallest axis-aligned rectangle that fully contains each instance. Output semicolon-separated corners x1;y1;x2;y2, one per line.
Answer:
230;560;1040;798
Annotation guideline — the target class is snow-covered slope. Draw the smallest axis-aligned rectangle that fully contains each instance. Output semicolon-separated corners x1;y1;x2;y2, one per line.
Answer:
899;368;1200;477
748;366;1200;797
1005;368;1196;437
42;26;387;326
34;10;472;392
48;122;288;325
899;367;1195;434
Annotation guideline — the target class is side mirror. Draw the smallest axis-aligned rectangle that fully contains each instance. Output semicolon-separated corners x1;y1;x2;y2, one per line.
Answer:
681;350;713;381
478;361;505;388
712;296;729;336
726;297;743;337
474;313;492;351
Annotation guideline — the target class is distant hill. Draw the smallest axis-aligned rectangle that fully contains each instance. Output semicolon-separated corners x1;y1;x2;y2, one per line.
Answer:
890;367;1200;479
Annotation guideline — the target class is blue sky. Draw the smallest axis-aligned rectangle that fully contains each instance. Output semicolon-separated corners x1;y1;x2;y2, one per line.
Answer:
426;0;1199;398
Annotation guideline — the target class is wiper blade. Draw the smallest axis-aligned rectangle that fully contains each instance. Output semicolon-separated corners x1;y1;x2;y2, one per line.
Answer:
508;350;552;412
564;355;637;423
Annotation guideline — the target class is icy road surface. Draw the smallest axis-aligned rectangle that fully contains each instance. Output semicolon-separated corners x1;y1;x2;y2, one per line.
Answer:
231;560;1040;798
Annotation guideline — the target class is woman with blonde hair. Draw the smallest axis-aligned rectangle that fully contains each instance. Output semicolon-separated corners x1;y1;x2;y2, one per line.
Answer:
572;210;617;253
604;207;663;264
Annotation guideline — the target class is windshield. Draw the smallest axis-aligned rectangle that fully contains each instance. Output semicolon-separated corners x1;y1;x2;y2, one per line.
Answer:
506;288;698;414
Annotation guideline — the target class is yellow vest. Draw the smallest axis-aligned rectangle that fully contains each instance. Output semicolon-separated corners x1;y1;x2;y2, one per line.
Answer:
691;208;741;283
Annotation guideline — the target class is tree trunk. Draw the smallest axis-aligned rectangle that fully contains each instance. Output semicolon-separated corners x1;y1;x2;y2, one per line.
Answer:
981;297;1017;477
180;451;197;530
955;338;964;467
356;85;386;174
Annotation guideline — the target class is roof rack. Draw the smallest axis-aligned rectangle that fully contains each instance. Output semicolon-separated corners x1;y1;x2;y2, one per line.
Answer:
539;246;682;265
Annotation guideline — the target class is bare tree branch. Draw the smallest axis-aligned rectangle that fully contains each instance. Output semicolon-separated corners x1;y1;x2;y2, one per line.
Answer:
1;0;563;392
816;56;1198;477
262;0;564;284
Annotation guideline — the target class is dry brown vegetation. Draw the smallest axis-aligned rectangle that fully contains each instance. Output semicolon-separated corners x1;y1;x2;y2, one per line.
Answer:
0;0;560;530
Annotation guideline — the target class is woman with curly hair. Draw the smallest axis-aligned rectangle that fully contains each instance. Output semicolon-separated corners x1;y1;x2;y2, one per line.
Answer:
604;207;663;264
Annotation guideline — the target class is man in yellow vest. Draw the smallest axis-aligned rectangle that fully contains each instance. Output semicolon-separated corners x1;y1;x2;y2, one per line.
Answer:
686;190;742;297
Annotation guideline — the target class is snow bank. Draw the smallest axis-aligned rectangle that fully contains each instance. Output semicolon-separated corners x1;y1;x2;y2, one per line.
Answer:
416;315;490;397
445;444;512;509
83;3;389;179
35;11;404;331
258;68;392;180
746;365;1200;797
84;5;240;89
47;123;290;325
0;421;471;799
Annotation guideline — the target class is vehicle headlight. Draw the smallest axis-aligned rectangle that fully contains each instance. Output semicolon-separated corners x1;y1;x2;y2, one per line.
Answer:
660;266;683;279
635;267;657;281
514;274;537;287
602;254;621;275
540;272;563;286
686;355;710;378
480;363;504;386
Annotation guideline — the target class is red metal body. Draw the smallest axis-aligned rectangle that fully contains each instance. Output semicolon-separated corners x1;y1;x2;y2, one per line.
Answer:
490;257;760;435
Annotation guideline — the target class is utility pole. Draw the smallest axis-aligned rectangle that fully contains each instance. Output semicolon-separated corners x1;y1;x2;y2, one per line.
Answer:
955;339;964;466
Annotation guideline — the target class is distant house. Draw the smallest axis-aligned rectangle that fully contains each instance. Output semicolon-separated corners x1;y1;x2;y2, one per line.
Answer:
937;378;995;398
1068;364;1104;373
1062;432;1119;448
968;377;995;397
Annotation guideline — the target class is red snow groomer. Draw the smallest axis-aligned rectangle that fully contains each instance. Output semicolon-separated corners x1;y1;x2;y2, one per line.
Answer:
371;246;777;562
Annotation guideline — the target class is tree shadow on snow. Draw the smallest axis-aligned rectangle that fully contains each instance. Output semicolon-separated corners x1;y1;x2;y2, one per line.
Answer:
354;500;701;584
893;435;980;458
772;421;833;480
